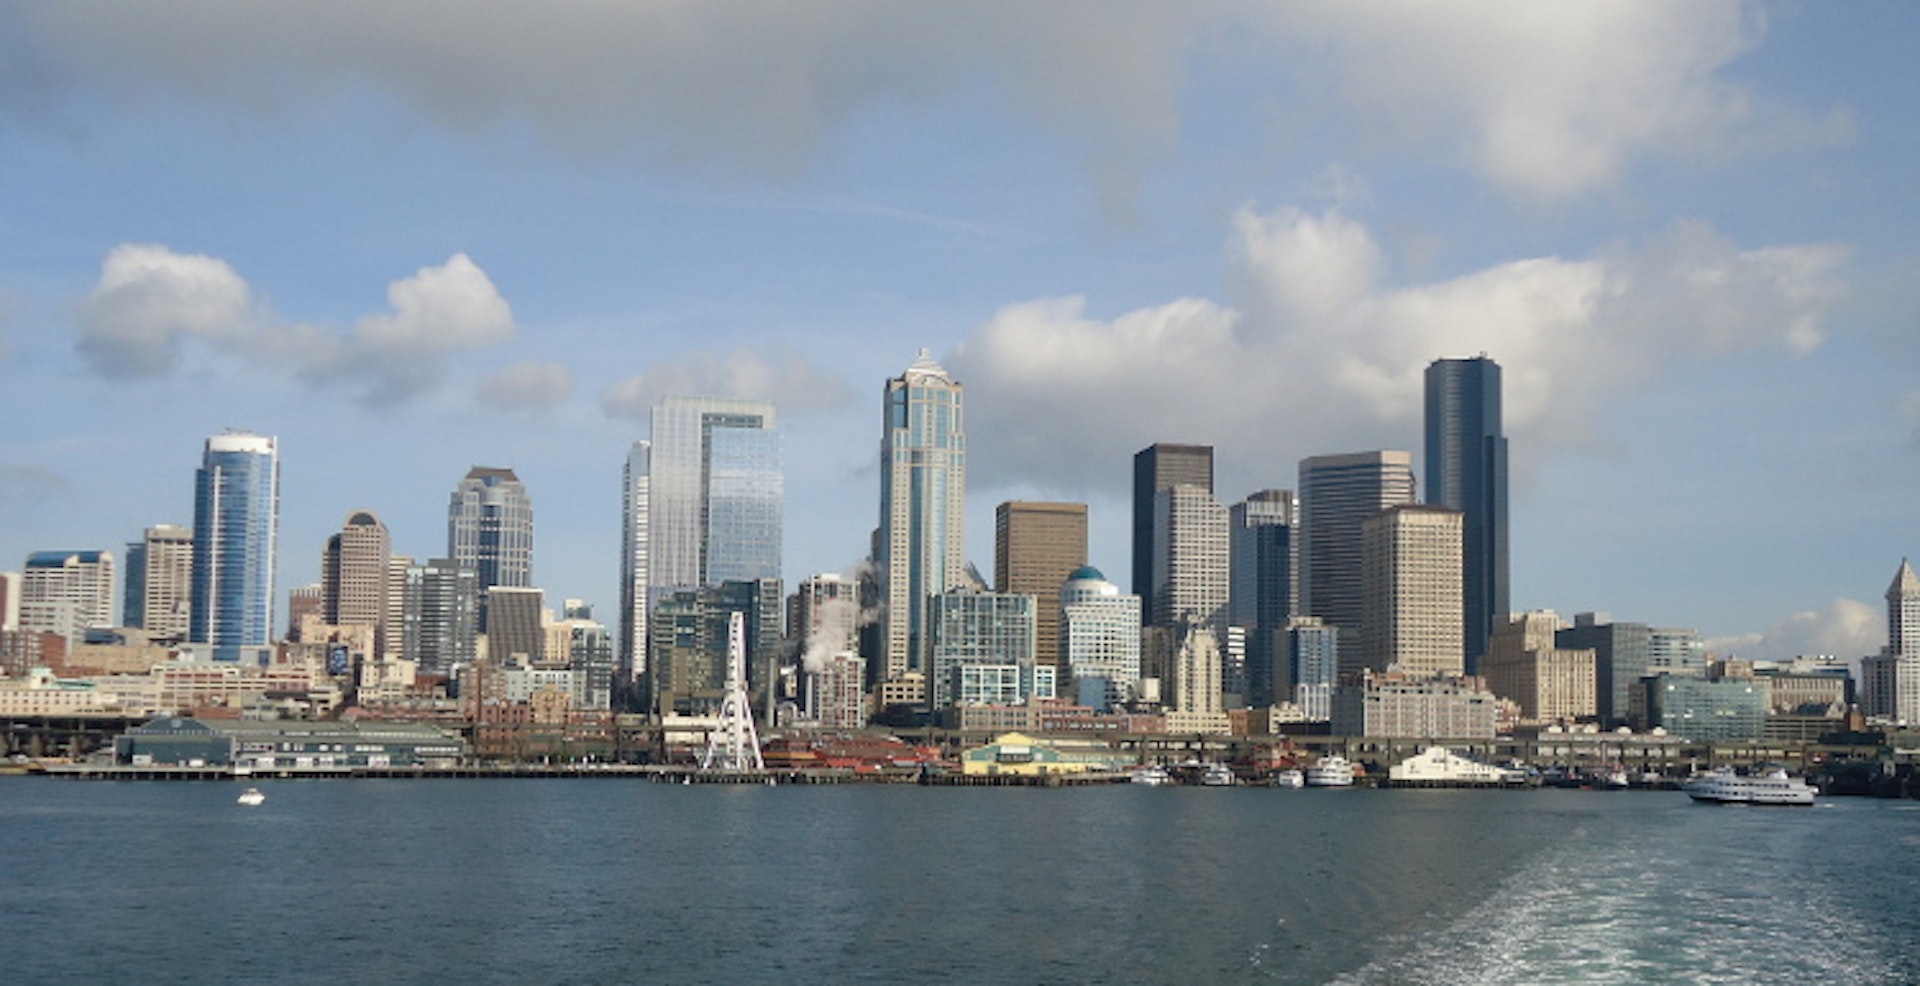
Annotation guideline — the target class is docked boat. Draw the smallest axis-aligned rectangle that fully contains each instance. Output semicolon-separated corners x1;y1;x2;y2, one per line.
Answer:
1199;763;1236;787
1386;747;1529;786
1271;768;1305;789
1130;765;1173;786
235;787;266;807
1305;755;1355;787
1683;767;1815;806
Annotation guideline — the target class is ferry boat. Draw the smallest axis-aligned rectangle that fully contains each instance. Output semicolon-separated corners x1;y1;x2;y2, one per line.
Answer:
1385;747;1528;786
1305;755;1355;787
235;787;266;807
1271;768;1305;789
1682;767;1816;806
1129;765;1173;786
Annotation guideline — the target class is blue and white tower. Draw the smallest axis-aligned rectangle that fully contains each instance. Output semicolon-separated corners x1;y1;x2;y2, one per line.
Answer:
189;431;280;662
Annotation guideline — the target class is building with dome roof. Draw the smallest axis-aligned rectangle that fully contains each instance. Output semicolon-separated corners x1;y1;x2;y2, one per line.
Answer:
1061;566;1140;711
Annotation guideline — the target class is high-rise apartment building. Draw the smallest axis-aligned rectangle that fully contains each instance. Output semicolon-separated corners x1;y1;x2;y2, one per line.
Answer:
791;573;861;665
124;524;192;639
322;510;392;655
1359;505;1463;678
1150;484;1228;633
1285;616;1339;721
1132;443;1213;615
448;466;532;632
1298;451;1416;640
1425;356;1509;674
994;501;1087;673
19;550;115;644
619;441;650;684
190;431;280;661
877;351;966;682
1230;490;1294;706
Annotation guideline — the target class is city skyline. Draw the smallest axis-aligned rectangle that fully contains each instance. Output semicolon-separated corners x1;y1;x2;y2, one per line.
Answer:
2;6;1916;663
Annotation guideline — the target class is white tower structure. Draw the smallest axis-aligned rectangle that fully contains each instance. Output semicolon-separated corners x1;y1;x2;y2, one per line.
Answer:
701;611;765;772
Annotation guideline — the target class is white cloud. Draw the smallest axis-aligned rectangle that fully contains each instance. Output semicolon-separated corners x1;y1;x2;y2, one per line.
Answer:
74;244;519;404
6;3;1819;201
947;206;1847;498
601;345;852;420
1706;598;1880;663
478;360;573;411
76;243;256;378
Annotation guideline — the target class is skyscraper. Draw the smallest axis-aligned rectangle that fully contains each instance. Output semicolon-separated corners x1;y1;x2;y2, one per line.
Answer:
1862;559;1920;724
994;500;1088;673
1298;450;1416;637
878;350;966;682
190;431;280;662
619;441;650;685
647;396;782;593
1132;443;1213;614
1425;356;1509;675
322;511;392;651
1359;504;1463;678
124;524;192;639
401;557;477;677
1230;490;1294;706
447;466;532;631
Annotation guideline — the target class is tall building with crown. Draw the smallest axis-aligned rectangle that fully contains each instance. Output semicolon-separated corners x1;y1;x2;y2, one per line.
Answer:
1862;559;1920;724
323;510;392;656
190;431;279;661
877;350;966;683
448;466;532;632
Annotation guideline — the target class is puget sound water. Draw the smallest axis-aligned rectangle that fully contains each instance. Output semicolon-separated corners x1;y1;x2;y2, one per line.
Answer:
4;779;1916;985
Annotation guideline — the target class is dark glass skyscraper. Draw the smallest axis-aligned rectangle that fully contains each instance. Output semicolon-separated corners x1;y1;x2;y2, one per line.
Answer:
189;431;280;662
1425;356;1509;675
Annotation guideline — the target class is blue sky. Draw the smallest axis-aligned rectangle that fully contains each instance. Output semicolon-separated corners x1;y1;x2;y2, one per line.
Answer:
2;2;1915;662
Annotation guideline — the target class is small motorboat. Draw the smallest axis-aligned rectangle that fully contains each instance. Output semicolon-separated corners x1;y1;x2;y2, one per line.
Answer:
236;787;266;806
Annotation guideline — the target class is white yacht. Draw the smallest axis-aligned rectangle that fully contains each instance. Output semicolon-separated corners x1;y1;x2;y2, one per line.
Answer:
1683;767;1816;806
1305;755;1355;787
235;787;266;806
1271;768;1305;789
1386;747;1528;786
1130;765;1173;786
1199;763;1236;787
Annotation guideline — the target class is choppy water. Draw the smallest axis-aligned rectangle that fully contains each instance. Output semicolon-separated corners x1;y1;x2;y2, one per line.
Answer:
3;780;1914;984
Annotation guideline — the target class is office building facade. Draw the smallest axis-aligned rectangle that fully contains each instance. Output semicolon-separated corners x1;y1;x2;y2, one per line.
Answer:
19;550;115;645
124;524;192;639
1359;505;1463;679
322;510;392;655
995;501;1087;673
1132;443;1213;615
1060;565;1141;711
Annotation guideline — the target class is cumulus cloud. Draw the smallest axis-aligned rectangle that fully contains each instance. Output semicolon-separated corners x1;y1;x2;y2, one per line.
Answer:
601;345;852;419
947;206;1847;497
1706;598;1880;663
74;244;518;404
479;360;574;411
4;2;1819;201
77;243;257;378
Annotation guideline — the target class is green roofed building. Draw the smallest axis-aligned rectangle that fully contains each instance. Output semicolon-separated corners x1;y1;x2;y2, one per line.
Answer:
115;717;464;768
